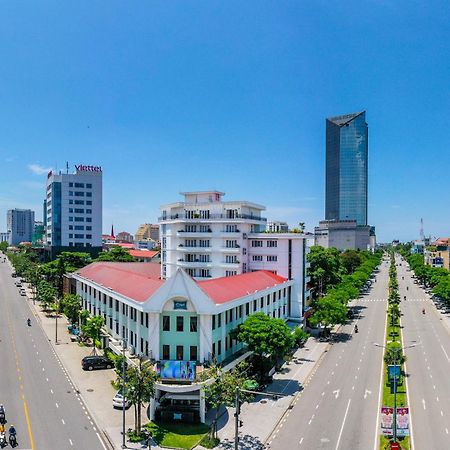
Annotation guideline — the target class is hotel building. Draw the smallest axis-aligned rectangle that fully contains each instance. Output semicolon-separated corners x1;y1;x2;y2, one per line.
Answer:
159;191;310;320
44;165;102;256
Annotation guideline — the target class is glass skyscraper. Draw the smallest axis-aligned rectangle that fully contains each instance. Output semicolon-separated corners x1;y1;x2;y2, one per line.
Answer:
325;111;368;226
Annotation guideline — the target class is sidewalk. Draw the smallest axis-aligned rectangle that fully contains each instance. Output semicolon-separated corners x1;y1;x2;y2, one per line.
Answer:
209;337;331;449
21;282;161;450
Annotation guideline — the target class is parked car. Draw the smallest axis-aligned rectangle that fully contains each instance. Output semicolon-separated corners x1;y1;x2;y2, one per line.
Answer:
113;391;130;409
81;355;113;371
15;282;22;287
20;290;26;296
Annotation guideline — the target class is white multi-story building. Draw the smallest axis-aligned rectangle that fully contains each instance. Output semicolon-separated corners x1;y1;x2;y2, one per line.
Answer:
159;191;310;320
7;209;35;246
45;165;102;254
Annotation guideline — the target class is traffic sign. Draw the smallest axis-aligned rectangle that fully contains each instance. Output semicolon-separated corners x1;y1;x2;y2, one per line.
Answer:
390;442;401;450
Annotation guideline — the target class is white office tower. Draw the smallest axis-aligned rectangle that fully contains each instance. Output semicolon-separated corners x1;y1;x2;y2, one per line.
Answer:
45;165;102;254
7;209;35;245
159;191;310;320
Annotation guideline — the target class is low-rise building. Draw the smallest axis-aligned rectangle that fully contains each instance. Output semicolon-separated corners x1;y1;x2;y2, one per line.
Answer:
116;231;134;243
424;238;450;269
314;219;374;251
72;262;293;422
129;249;160;262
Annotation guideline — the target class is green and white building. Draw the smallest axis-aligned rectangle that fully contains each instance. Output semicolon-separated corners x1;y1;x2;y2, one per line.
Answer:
73;261;293;422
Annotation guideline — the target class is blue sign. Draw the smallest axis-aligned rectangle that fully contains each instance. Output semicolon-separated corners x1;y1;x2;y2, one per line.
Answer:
173;301;187;310
388;365;401;382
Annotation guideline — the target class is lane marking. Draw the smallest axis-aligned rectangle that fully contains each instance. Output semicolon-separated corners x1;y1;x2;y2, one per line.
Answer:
336;399;351;450
23;399;36;450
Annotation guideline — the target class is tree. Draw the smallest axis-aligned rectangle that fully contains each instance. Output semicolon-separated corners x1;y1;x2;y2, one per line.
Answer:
309;296;348;331
82;315;105;350
116;356;157;433
60;294;82;326
0;241;8;252
384;345;406;366
37;280;57;311
234;313;294;364
340;250;363;274
307;246;342;297
95;247;134;262
203;362;252;438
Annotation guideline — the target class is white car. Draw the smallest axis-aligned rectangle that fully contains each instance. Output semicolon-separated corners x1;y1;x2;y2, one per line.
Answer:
113;392;130;409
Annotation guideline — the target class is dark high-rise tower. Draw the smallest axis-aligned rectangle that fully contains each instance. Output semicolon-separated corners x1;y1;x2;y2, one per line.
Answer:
325;111;368;226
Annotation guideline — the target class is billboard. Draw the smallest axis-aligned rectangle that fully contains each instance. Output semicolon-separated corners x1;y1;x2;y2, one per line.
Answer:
381;407;394;436
396;407;410;437
158;360;196;381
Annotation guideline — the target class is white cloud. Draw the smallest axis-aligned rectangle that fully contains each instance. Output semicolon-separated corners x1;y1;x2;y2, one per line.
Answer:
28;164;52;175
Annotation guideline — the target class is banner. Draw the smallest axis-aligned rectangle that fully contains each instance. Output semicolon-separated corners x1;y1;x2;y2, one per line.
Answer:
396;407;410;437
381;407;394;436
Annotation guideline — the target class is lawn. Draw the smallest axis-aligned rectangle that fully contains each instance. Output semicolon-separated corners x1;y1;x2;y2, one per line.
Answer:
146;421;210;450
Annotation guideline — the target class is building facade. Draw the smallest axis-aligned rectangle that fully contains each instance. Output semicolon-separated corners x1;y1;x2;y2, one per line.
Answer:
326;111;368;226
72;262;293;422
314;219;373;251
135;223;160;242
44;165;102;254
266;221;289;233
159;191;310;320
7;209;35;245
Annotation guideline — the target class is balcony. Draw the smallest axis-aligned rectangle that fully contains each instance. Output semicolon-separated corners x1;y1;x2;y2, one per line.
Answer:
159;214;267;222
177;245;212;252
177;260;213;268
220;246;240;253
219;261;240;268
176;230;212;237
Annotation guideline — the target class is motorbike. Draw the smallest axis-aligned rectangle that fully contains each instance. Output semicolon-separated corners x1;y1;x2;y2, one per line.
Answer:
27;318;31;326
422;309;426;315
0;413;5;425
354;325;359;334
9;433;17;447
0;431;7;448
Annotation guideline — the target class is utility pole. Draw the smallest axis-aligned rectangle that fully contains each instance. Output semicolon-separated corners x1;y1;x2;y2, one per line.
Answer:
122;338;127;449
234;388;240;450
233;387;283;450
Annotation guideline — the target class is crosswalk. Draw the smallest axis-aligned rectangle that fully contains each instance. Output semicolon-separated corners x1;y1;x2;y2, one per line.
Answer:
357;298;430;302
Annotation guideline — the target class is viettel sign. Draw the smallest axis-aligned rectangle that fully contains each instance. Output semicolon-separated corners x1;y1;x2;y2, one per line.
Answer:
75;165;102;173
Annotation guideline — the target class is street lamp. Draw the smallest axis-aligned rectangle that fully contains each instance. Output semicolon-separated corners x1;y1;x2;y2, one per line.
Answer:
121;338;128;449
373;342;417;444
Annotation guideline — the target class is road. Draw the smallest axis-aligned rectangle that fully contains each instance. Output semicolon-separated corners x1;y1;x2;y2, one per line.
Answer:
0;259;106;450
398;255;450;450
268;257;389;450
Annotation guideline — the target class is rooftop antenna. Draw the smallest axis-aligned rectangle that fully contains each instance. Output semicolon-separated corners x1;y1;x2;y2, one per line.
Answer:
420;218;425;242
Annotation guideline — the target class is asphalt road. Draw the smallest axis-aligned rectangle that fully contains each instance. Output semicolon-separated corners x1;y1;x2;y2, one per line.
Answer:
0;259;106;450
398;255;450;450
268;257;389;450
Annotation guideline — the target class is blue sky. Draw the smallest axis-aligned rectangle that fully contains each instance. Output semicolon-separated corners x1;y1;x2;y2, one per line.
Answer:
1;1;449;242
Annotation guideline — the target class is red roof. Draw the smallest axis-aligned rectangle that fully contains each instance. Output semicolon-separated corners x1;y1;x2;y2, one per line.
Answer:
75;264;288;305
198;271;288;304
76;262;163;302
129;250;159;259
114;243;134;249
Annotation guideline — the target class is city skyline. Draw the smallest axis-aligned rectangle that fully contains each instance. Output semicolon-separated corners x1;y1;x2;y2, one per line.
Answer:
1;2;450;242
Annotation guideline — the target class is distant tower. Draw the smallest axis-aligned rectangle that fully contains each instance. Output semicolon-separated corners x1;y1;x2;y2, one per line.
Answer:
325;111;368;225
420;218;425;242
111;224;115;239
